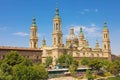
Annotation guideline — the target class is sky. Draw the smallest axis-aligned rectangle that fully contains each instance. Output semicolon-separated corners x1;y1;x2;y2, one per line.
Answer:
0;0;120;55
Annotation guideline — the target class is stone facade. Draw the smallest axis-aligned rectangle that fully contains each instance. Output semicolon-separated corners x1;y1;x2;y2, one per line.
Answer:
0;46;42;62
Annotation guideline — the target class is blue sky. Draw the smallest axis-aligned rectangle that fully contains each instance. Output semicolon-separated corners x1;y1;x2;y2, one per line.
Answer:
0;0;120;55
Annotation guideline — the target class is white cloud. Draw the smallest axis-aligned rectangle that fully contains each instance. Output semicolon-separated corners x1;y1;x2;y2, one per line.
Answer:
72;24;101;37
13;32;29;37
79;9;99;15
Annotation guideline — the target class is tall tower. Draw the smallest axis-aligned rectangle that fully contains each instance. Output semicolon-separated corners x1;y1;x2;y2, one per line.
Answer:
52;3;63;47
30;17;38;49
102;21;111;60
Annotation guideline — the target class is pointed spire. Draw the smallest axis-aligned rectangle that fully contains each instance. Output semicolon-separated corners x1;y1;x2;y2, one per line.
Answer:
42;37;46;46
32;17;37;27
103;20;108;30
80;27;83;34
54;1;60;19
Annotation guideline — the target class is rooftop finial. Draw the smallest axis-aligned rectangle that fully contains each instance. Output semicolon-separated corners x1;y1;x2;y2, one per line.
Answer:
56;0;58;8
80;27;83;34
32;17;36;27
42;36;46;46
54;0;60;19
103;20;108;30
80;27;82;32
104;20;107;26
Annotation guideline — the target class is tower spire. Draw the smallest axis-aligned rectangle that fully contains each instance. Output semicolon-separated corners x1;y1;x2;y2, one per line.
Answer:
32;17;37;27
80;27;83;34
54;1;60;19
42;37;46;46
103;20;108;29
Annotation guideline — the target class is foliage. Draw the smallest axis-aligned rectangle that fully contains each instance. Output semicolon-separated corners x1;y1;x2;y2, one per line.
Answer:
20;57;33;66
69;64;76;76
12;64;48;80
0;63;12;74
45;56;53;67
81;57;89;66
72;59;79;69
104;72;112;77
13;65;37;80
108;60;120;76
88;59;104;71
86;70;94;80
33;64;48;79
106;76;120;80
57;54;73;68
2;51;24;66
0;51;48;80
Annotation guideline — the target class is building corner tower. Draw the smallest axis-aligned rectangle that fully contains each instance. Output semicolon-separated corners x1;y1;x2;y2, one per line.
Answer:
102;21;111;61
52;3;63;47
30;17;38;49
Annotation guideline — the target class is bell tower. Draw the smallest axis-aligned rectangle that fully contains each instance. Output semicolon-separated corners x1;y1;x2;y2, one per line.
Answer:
30;17;38;49
52;3;63;47
102;21;111;60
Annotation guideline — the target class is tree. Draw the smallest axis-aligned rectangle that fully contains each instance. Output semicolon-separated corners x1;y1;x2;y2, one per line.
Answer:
81;57;89;66
13;65;37;80
33;64;48;79
72;59;79;69
69;64;76;76
2;51;24;66
45;56;53;68
108;60;120;76
57;54;73;68
0;51;48;80
0;63;12;74
20;57;33;66
86;70;94;80
88;59;103;71
69;60;79;76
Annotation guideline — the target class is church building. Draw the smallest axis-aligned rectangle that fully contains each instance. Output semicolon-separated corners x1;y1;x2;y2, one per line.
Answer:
0;4;111;65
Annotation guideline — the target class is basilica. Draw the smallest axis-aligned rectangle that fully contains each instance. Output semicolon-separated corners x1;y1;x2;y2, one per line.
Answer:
0;5;111;65
30;5;111;65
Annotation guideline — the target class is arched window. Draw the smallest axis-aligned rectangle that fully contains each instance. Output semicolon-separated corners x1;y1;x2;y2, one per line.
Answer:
58;37;60;44
91;54;94;57
97;54;99;57
34;42;36;48
54;24;55;31
54;38;56;44
106;34;107;38
104;45;106;49
36;56;39;60
104;34;106;38
56;23;58;30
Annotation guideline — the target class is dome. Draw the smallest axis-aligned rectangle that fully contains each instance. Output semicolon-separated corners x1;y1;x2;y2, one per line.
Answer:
67;34;78;41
